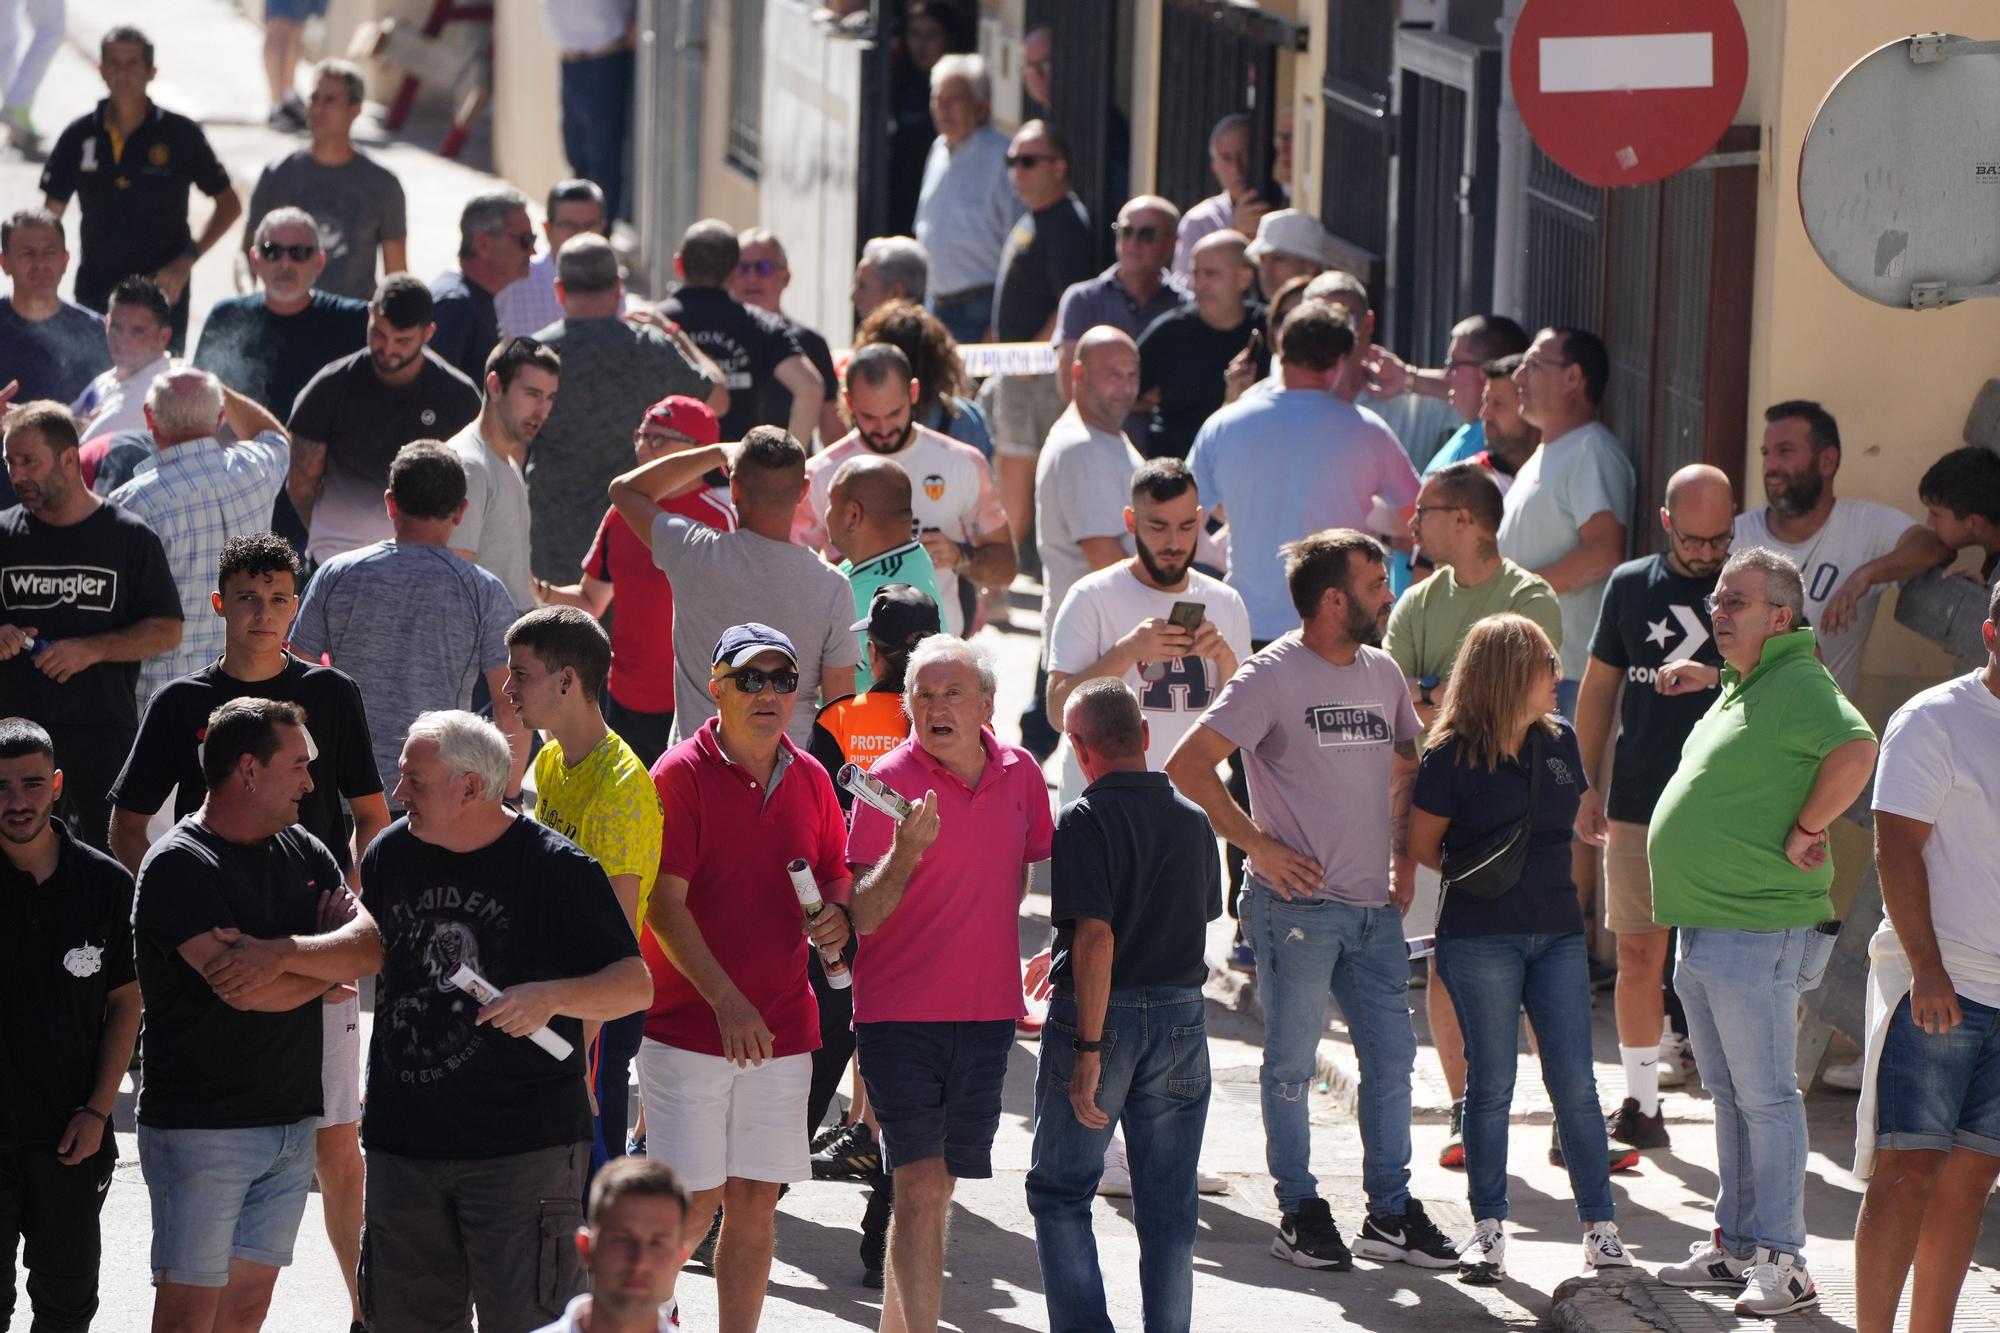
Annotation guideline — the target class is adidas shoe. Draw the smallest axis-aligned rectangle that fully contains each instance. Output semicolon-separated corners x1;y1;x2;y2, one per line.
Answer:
1458;1217;1505;1285
1735;1248;1818;1317
810;1119;880;1179
1271;1197;1351;1271
1584;1221;1634;1270
1353;1198;1458;1268
1439;1098;1466;1169
1658;1229;1752;1288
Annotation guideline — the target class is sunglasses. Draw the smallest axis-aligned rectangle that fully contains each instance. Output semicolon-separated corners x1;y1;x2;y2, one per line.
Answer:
722;666;799;695
256;241;317;262
1006;152;1056;169
1112;223;1162;243
505;231;535;252
736;259;781;278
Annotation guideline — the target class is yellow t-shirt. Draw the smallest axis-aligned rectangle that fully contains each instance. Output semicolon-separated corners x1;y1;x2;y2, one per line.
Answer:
533;731;664;930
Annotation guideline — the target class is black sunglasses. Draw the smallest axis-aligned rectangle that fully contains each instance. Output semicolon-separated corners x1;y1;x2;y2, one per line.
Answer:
736;259;780;277
1006;152;1056;169
1112;223;1162;243
723;667;800;695
256;241;317;262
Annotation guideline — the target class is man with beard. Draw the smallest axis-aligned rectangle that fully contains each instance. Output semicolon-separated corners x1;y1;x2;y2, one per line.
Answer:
1573;464;1734;1155
795;344;1014;636
1167;531;1454;1273
450;337;561;612
286;274;482;566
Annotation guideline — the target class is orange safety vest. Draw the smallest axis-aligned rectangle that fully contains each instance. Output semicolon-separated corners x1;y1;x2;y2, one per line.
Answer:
814;692;912;770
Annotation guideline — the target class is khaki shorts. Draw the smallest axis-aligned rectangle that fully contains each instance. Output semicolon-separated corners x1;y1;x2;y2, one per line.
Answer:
1603;819;1667;936
981;371;1066;460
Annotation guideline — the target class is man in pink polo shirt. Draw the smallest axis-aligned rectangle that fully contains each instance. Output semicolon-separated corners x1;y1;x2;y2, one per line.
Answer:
637;622;854;1332
847;634;1055;1332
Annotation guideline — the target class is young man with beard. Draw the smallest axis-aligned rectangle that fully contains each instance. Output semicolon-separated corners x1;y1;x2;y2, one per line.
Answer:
1167;531;1455;1273
450;337;562;612
795;344;1014;636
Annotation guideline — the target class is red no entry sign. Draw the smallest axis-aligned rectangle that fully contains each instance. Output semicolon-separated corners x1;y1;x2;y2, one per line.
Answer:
1510;0;1748;187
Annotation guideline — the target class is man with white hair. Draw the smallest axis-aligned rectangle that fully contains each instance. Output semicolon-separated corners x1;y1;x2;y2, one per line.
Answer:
109;367;290;704
912;54;1022;344
851;235;930;322
359;709;653;1332
429;189;536;383
844;634;1054;1332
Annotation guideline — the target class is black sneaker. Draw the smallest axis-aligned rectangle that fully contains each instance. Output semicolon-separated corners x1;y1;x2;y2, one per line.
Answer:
812;1116;850;1154
1606;1097;1671;1150
1271;1197;1351;1271
1353;1198;1459;1268
1549;1125;1640;1173
859;1179;892;1288
812;1119;880;1179
690;1206;722;1268
1439;1099;1466;1169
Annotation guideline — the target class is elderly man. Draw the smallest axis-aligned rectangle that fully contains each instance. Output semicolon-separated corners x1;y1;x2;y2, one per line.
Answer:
638;623;852;1332
450;336;562;612
244;59;408;301
109;369;290;704
1054;196;1185;434
494;179;622;339
1172;114;1271;278
823;455;942;691
729;227;846;446
845;635;1054;1332
1135;230;1259;461
1244;209;1333;303
852;236;930;323
429;189;536;383
0;208;110;408
70;275;174;441
1651;548;1878;1316
360;710;652;1332
912;54;1022;344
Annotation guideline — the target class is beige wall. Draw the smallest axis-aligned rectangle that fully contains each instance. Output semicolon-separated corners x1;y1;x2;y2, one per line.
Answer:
489;1;568;208
697;2;761;230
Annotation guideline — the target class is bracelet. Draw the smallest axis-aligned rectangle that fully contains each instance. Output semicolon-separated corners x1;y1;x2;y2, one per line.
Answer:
1794;820;1825;840
74;1105;109;1124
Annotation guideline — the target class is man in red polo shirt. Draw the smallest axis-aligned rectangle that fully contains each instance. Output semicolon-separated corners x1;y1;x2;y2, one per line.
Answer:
636;622;853;1332
532;395;738;767
847;634;1055;1332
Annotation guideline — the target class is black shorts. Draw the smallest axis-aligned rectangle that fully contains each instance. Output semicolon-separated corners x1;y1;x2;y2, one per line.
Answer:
855;1020;1015;1179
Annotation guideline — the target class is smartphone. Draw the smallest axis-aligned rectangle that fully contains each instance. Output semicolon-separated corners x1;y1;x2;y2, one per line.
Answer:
1168;601;1206;633
839;763;914;823
1246;327;1267;364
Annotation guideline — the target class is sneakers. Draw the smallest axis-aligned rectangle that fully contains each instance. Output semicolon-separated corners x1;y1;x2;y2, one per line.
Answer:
1;104;39;150
1583;1221;1634;1270
1353;1198;1458;1269
1228;931;1257;974
1458;1218;1505;1285
1606;1097;1671;1150
859;1183;892;1288
1820;1056;1864;1092
1658;1229;1753;1288
1271;1197;1351;1271
1735;1248;1818;1316
1550;1125;1640;1173
810;1119;880;1179
1197;1167;1229;1195
1657;1032;1694;1088
1097;1135;1132;1198
689;1206;722;1268
266;93;307;132
1439;1099;1466;1169
811;1117;849;1154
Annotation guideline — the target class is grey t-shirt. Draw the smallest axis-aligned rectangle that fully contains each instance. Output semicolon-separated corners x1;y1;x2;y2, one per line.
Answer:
1033;405;1141;630
1495;421;1635;679
1196;635;1420;906
648;515;862;747
448;424;533;612
246;150;408;301
526;317;714;581
289;542;515;794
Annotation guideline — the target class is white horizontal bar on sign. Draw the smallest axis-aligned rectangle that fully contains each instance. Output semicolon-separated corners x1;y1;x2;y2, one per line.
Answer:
1538;33;1713;93
833;342;1059;378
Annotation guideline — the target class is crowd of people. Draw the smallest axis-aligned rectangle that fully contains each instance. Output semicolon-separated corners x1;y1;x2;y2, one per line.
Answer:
7;14;2000;1333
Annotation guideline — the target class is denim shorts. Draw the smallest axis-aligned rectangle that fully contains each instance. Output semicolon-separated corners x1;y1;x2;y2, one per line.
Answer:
1876;993;2000;1156
856;1019;1016;1178
139;1117;319;1286
264;0;330;19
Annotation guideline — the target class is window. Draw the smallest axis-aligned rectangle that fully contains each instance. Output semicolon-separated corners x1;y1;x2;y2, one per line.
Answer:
727;0;765;179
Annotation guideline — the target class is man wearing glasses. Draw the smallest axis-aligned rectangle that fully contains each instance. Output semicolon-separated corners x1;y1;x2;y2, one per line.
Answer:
729;227;846;447
1573;463;1734;1156
496;178;632;339
1054;196;1186;441
428;188;536;383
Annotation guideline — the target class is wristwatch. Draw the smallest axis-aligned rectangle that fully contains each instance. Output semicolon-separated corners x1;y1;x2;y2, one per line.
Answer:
1419;674;1440;707
1071;1037;1104;1054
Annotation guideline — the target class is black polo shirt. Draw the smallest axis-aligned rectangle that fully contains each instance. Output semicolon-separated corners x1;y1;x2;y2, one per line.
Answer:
1049;770;1221;994
39;100;232;313
0;820;136;1149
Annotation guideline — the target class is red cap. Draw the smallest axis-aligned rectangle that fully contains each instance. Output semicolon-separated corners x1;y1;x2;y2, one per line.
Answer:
643;395;720;445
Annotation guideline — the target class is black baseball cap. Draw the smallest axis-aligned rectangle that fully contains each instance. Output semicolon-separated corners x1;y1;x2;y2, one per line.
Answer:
849;584;941;651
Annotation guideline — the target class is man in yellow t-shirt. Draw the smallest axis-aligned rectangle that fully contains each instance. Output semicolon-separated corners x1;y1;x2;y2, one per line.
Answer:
505;607;663;1171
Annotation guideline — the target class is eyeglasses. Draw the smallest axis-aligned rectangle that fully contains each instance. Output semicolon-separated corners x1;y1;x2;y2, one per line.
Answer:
1672;526;1734;553
1024;57;1054;77
1516;356;1573;375
736;259;781;278
1112;223;1162;243
256;241;317;262
722;666;800;695
1704;592;1766;616
633;428;696;449
1548;651;1563;679
1006;152;1057;169
506;231;536;252
1443;358;1486;372
1412;504;1464;517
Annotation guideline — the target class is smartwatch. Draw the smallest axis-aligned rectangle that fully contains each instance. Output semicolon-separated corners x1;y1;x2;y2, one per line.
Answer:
1419;674;1440;707
1071;1037;1105;1054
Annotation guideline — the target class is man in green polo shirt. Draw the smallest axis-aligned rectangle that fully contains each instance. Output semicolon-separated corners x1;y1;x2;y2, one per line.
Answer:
1649;546;1877;1317
822;454;942;692
1385;459;1563;1167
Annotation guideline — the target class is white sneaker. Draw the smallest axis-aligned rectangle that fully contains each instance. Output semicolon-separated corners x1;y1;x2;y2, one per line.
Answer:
1736;1248;1818;1317
1097;1134;1132;1197
1197;1167;1228;1195
1658;1229;1752;1288
1458;1217;1505;1285
1657;1033;1693;1088
1821;1057;1863;1092
1583;1221;1634;1270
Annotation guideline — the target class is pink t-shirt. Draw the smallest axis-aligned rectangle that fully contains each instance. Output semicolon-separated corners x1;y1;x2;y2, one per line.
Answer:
844;731;1054;1023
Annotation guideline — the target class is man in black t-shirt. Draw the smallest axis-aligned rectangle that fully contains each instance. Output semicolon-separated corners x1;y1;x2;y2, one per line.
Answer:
360;710;651;1331
0;719;140;1331
1027;681;1222;1332
0;400;182;851
1136;231;1260;461
728;226;846;447
38;26;241;353
1574;463;1734;1151
659;219;825;446
287;274;482;566
131;697;383;1331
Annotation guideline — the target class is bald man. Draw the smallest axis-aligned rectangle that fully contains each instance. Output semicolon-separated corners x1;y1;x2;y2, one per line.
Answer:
1575;462;1736;1151
825;455;942;691
1136;230;1259;461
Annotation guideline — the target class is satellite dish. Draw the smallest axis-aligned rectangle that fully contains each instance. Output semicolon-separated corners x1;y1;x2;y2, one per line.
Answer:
1800;33;2000;309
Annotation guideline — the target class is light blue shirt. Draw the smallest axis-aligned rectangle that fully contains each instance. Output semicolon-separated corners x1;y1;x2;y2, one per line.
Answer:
1495;420;1636;679
1424;419;1486;476
914;124;1023;296
1189;387;1422;642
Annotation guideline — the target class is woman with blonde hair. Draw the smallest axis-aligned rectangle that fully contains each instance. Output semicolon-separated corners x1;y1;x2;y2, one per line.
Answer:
1409;612;1635;1284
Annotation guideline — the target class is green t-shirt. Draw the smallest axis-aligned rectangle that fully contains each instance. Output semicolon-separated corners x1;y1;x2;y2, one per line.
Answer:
1647;629;1876;929
1384;558;1565;684
841;540;942;692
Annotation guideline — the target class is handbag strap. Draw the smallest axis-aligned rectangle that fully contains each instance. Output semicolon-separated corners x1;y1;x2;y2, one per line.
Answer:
1520;726;1543;835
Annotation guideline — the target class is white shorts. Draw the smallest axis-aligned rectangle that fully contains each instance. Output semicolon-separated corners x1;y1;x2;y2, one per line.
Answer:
636;1038;811;1192
316;993;362;1128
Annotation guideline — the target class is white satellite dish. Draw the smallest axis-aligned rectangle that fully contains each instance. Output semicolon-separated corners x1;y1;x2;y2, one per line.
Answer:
1799;33;2000;309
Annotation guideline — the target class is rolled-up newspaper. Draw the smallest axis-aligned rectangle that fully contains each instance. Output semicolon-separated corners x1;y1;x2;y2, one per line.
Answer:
790;858;852;990
447;964;574;1060
839;763;913;823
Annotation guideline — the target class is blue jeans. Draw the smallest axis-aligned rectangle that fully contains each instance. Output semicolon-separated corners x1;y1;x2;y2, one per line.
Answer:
928;290;992;346
138;1117;319;1286
559;48;634;220
1674;925;1835;1258
1028;989;1208;1333
1434;932;1614;1224
1245;883;1413;1215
